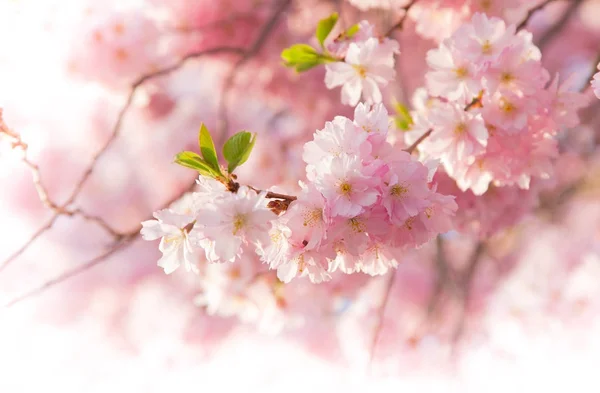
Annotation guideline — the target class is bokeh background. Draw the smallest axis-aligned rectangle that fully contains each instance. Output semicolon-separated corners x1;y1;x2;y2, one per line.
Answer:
1;0;600;391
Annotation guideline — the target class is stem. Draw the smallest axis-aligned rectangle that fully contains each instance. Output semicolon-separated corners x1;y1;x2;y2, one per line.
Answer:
384;0;418;37
404;129;432;154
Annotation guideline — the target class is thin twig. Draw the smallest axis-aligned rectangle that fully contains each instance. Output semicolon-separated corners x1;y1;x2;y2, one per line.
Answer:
451;241;486;346
217;0;292;136
0;46;246;274
516;0;557;31
3;234;139;308
368;270;397;370
537;0;583;49
384;0;418;37
404;129;432;154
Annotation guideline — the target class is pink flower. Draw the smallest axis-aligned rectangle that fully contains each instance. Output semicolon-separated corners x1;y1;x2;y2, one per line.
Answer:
358;241;400;275
303;116;370;180
425;43;482;101
314;154;380;217
273;241;334;283
482;89;536;133
427;102;488;164
381;153;431;224
141;209;199;274
353;102;390;154
451;13;515;64
483;45;549;95
545;74;588;129
197;187;274;263
281;182;330;250
325;37;399;106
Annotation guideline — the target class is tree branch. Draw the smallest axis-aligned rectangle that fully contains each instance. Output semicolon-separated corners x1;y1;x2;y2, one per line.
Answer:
384;0;418;37
368;270;397;369
516;0;558;31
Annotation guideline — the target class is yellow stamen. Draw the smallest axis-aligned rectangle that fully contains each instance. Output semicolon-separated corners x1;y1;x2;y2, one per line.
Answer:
353;65;367;78
454;122;467;135
232;214;246;235
348;217;366;233
339;182;352;196
454;67;468;78
500;72;513;84
390;184;409;197
303;208;323;227
481;40;492;55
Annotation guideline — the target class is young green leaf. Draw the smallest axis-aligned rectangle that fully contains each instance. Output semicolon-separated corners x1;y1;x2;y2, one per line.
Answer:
222;131;257;174
281;44;321;72
344;23;360;38
315;12;338;48
393;100;414;131
198;123;221;175
174;151;220;178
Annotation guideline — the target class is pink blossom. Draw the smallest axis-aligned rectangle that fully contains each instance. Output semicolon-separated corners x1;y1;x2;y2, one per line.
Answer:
314;154;380;217
482;89;537;133
545;74;588;129
197;187;274;263
426;102;488;164
325;37;399;106
451;13;515;63
303;116;370;180
141;209;199;274
381;154;431;224
425;43;482;101
483;45;549;95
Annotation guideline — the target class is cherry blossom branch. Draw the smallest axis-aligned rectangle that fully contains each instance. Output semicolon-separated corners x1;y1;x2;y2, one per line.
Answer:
217;0;292;136
384;0;418;37
404;94;483;154
2;5;294;305
451;241;486;346
427;236;453;317
3;178;200;308
404;129;432;154
537;0;583;49
516;0;558;31
368;270;397;369
3;233;139;308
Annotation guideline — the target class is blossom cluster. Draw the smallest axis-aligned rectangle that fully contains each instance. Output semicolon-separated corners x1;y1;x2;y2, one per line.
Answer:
406;13;587;195
141;103;457;284
324;21;400;107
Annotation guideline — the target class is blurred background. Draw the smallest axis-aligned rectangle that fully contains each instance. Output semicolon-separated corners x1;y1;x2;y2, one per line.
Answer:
1;0;600;391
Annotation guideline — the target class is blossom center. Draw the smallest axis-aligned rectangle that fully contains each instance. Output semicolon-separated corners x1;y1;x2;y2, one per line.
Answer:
303;208;323;227
348;217;366;233
479;0;492;10
481;40;493;55
404;216;415;230
499;97;516;114
390;184;408;197
353;65;368;78
454;122;467;135
339;182;353;196
454;67;468;79
500;72;514;83
232;213;247;235
163;234;182;245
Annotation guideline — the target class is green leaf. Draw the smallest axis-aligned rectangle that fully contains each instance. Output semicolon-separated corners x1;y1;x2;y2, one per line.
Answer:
222;131;257;174
392;100;414;131
174;151;220;178
315;12;338;48
344;23;360;38
281;44;339;72
198;123;221;175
